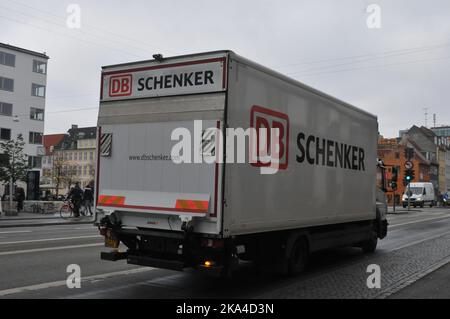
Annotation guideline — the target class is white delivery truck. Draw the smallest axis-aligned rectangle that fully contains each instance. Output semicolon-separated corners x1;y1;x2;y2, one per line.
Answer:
402;182;436;208
95;51;388;276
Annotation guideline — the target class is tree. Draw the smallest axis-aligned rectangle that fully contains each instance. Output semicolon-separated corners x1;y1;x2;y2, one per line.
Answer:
51;153;79;196
0;134;28;190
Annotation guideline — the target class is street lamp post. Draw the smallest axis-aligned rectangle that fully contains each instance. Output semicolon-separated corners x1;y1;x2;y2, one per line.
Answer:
8;115;19;215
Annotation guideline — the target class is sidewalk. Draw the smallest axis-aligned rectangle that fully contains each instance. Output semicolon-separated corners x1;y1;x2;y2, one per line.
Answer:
0;211;94;228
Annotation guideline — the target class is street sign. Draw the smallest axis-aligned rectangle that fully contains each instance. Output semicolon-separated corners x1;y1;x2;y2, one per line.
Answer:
404;161;413;169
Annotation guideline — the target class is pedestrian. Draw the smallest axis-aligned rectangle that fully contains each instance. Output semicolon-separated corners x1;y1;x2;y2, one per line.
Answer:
83;186;94;216
16;186;25;213
68;182;83;217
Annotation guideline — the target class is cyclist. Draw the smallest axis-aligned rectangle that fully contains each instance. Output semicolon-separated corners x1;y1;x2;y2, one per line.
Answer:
68;182;83;217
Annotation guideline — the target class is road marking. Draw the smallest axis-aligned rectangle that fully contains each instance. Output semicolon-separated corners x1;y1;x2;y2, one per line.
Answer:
0;230;32;234
0;235;101;245
0;267;155;297
389;215;450;229
391;231;450;252
0;243;103;256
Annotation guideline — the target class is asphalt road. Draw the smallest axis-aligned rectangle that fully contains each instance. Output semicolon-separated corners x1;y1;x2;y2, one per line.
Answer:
0;207;449;299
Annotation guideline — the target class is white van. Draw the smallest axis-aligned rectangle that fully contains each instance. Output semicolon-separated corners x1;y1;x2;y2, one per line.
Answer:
402;182;435;208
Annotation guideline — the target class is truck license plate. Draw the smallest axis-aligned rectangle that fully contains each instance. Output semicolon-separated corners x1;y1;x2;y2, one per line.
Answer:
105;230;119;248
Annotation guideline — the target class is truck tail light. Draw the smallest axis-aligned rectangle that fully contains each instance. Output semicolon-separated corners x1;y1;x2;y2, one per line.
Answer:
201;238;224;249
99;227;107;236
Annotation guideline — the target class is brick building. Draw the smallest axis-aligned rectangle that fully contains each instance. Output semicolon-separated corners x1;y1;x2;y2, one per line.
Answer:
378;137;432;204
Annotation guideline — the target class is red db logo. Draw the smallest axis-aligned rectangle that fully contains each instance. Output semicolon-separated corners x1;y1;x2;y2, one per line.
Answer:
109;74;132;97
250;105;289;170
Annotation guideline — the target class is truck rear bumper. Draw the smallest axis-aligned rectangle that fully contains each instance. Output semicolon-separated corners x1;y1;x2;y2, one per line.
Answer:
126;254;185;271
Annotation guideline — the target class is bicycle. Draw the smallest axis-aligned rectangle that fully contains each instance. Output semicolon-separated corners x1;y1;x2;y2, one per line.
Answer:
60;199;78;219
32;203;44;214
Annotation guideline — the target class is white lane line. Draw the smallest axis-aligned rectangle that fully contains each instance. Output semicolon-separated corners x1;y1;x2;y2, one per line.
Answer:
0;267;155;297
389;215;450;229
0;235;101;245
391;231;450;252
0;243;104;256
0;230;32;234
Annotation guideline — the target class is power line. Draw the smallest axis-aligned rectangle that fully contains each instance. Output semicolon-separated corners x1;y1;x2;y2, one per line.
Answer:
0;11;145;59
294;55;450;77
275;42;450;69
285;45;449;76
5;0;176;55
12;106;99;119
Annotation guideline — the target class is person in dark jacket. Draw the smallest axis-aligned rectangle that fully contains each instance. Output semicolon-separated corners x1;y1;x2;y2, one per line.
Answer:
68;182;83;217
83;186;94;216
16;186;25;212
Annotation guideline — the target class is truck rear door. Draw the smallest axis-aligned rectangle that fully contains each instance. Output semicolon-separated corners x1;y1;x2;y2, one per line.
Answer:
95;53;227;236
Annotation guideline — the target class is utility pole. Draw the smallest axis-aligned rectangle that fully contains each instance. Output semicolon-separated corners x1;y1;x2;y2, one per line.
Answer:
423;107;428;128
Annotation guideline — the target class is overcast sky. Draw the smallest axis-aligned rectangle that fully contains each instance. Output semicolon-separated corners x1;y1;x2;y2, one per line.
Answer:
1;0;449;137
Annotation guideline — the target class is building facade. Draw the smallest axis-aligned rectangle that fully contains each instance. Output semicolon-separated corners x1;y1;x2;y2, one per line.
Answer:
431;126;450;193
0;43;49;192
53;125;97;194
378;137;431;204
42;134;67;186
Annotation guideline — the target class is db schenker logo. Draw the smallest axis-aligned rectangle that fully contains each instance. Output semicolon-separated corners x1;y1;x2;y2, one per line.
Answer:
250;105;289;171
109;74;132;97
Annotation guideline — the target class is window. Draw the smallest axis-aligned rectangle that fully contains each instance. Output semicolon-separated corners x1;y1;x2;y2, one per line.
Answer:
0;102;12;116
84;152;87;160
33;60;47;74
68;152;73;161
89;151;93;160
29;131;43;144
0;77;14;92
31;83;45;97
78;166;82;175
30;107;44;121
0;51;15;67
0;128;11;140
83;165;87;176
74;152;78;161
28;156;42;169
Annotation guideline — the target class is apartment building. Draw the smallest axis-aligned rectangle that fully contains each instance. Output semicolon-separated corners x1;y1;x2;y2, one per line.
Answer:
0;43;49;190
53;125;97;192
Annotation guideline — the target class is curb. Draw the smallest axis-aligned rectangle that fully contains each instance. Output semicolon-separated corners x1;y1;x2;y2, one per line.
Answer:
0;221;94;228
0;216;64;221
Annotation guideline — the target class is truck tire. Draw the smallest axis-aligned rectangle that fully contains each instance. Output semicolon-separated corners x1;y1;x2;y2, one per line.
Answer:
287;237;309;276
361;233;378;254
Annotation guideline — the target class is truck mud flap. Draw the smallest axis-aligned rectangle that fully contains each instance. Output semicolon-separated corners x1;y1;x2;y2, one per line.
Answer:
127;254;184;271
101;251;128;261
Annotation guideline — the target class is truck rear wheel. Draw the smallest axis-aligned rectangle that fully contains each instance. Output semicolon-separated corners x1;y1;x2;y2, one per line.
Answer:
361;233;378;254
288;237;309;276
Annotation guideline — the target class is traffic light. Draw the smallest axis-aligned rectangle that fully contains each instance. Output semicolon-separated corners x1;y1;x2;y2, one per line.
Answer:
391;166;398;190
404;168;413;184
404;147;415;160
391;166;398;182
